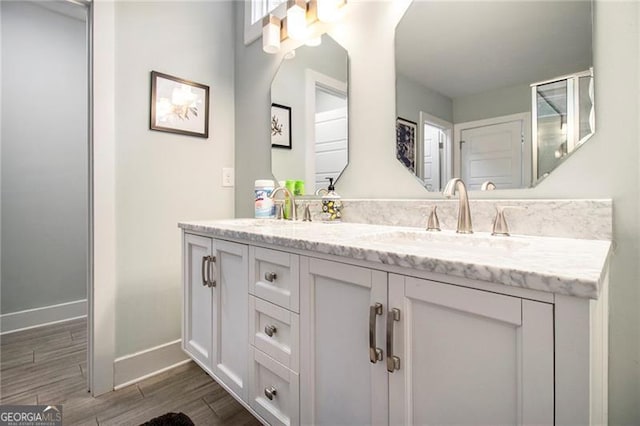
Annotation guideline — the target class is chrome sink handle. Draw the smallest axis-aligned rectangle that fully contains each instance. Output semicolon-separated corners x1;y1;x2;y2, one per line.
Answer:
492;206;525;237
426;206;441;232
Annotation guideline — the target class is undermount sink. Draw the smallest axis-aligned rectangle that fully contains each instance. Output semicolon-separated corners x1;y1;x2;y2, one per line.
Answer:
353;230;531;254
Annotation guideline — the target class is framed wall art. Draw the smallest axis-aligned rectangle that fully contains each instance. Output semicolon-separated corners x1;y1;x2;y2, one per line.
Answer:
150;71;210;138
271;103;292;149
396;117;417;173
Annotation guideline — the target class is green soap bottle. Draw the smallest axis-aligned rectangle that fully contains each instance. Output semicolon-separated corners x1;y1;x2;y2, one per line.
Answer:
284;180;296;219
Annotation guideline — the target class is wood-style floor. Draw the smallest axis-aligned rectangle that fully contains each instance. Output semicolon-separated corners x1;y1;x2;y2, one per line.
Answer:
0;319;261;425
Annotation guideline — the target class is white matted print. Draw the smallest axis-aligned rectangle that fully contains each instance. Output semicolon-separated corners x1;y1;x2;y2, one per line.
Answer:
150;71;210;138
271;103;292;149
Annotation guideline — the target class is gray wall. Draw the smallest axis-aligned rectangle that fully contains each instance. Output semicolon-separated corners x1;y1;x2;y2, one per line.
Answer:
1;1;87;313
396;73;453;124
234;1;640;423
114;1;235;357
452;82;531;124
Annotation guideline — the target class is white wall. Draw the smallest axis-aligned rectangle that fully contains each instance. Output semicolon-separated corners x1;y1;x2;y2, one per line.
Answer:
234;1;640;423
114;1;235;357
1;1;87;314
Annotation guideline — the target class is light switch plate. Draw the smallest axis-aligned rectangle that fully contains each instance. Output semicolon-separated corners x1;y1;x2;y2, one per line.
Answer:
222;168;234;187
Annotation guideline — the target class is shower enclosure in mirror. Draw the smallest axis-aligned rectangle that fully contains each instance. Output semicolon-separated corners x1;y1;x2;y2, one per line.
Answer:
395;1;594;191
271;34;349;194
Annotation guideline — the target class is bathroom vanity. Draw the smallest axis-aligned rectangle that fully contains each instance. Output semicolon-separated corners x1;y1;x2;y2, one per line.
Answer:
179;215;611;426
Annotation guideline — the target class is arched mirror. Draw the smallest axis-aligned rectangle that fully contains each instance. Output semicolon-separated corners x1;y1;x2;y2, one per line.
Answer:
395;1;594;191
271;34;349;194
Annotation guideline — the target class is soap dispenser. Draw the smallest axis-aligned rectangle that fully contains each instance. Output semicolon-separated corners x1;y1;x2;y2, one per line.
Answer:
321;177;343;222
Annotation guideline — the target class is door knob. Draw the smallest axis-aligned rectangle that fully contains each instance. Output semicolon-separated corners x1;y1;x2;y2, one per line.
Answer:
264;272;277;282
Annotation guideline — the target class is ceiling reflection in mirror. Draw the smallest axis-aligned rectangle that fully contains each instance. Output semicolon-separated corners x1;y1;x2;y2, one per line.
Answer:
271;34;349;194
395;1;593;191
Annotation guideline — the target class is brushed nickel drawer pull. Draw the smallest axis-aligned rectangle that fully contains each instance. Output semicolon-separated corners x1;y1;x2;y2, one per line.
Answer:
208;256;217;287
369;303;383;363
264;272;277;282
264;386;277;400
386;308;401;372
264;324;277;337
201;256;209;287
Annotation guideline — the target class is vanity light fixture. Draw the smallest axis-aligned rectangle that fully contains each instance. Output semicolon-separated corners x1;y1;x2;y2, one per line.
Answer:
287;0;309;41
261;0;346;54
317;0;346;23
262;14;282;54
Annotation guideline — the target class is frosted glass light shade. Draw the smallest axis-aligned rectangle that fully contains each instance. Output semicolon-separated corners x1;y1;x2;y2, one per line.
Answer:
263;15;281;54
317;0;344;23
287;0;308;41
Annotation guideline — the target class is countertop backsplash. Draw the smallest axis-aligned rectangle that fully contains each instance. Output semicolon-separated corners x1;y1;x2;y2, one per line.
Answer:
301;199;612;241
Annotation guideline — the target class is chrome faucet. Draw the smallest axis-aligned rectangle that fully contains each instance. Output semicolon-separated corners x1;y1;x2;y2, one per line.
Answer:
269;186;297;221
481;181;496;191
443;178;473;234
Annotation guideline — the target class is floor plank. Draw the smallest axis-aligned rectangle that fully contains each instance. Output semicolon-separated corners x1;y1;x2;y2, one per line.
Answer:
0;319;259;425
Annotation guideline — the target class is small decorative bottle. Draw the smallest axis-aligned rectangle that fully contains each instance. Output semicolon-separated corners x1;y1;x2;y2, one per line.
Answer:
321;178;342;222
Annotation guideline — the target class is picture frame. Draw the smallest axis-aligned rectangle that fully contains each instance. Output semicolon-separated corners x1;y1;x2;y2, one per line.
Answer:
271;103;292;149
396;117;417;173
150;71;210;138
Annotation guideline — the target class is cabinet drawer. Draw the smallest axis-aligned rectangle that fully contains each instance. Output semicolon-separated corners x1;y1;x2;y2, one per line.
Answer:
249;347;299;426
250;246;300;312
250;296;300;372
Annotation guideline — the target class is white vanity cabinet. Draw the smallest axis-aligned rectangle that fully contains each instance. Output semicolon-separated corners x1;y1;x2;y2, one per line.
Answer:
299;259;554;426
388;275;554;426
182;233;250;401
183;234;215;370
180;225;609;426
299;258;389;425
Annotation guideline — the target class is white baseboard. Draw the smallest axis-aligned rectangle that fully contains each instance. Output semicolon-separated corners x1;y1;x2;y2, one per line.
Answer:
113;339;190;389
0;299;87;335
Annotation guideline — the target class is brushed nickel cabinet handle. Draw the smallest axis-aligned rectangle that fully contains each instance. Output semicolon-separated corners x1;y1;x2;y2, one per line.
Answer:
386;308;401;372
201;256;209;287
264;272;277;282
264;325;277;337
264;386;277;400
208;255;217;287
369;303;383;363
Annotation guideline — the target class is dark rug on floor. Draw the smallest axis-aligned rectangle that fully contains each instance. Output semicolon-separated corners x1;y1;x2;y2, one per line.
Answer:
140;412;195;426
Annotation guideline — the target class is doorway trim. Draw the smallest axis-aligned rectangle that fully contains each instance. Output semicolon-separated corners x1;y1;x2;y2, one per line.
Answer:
88;0;116;396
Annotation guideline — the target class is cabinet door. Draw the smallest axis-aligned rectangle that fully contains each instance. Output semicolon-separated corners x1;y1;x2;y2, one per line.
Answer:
300;257;388;426
211;239;250;401
388;275;554;426
182;234;214;373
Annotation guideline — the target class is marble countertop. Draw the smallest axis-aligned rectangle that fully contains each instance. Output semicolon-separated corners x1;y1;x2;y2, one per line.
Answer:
179;219;612;299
